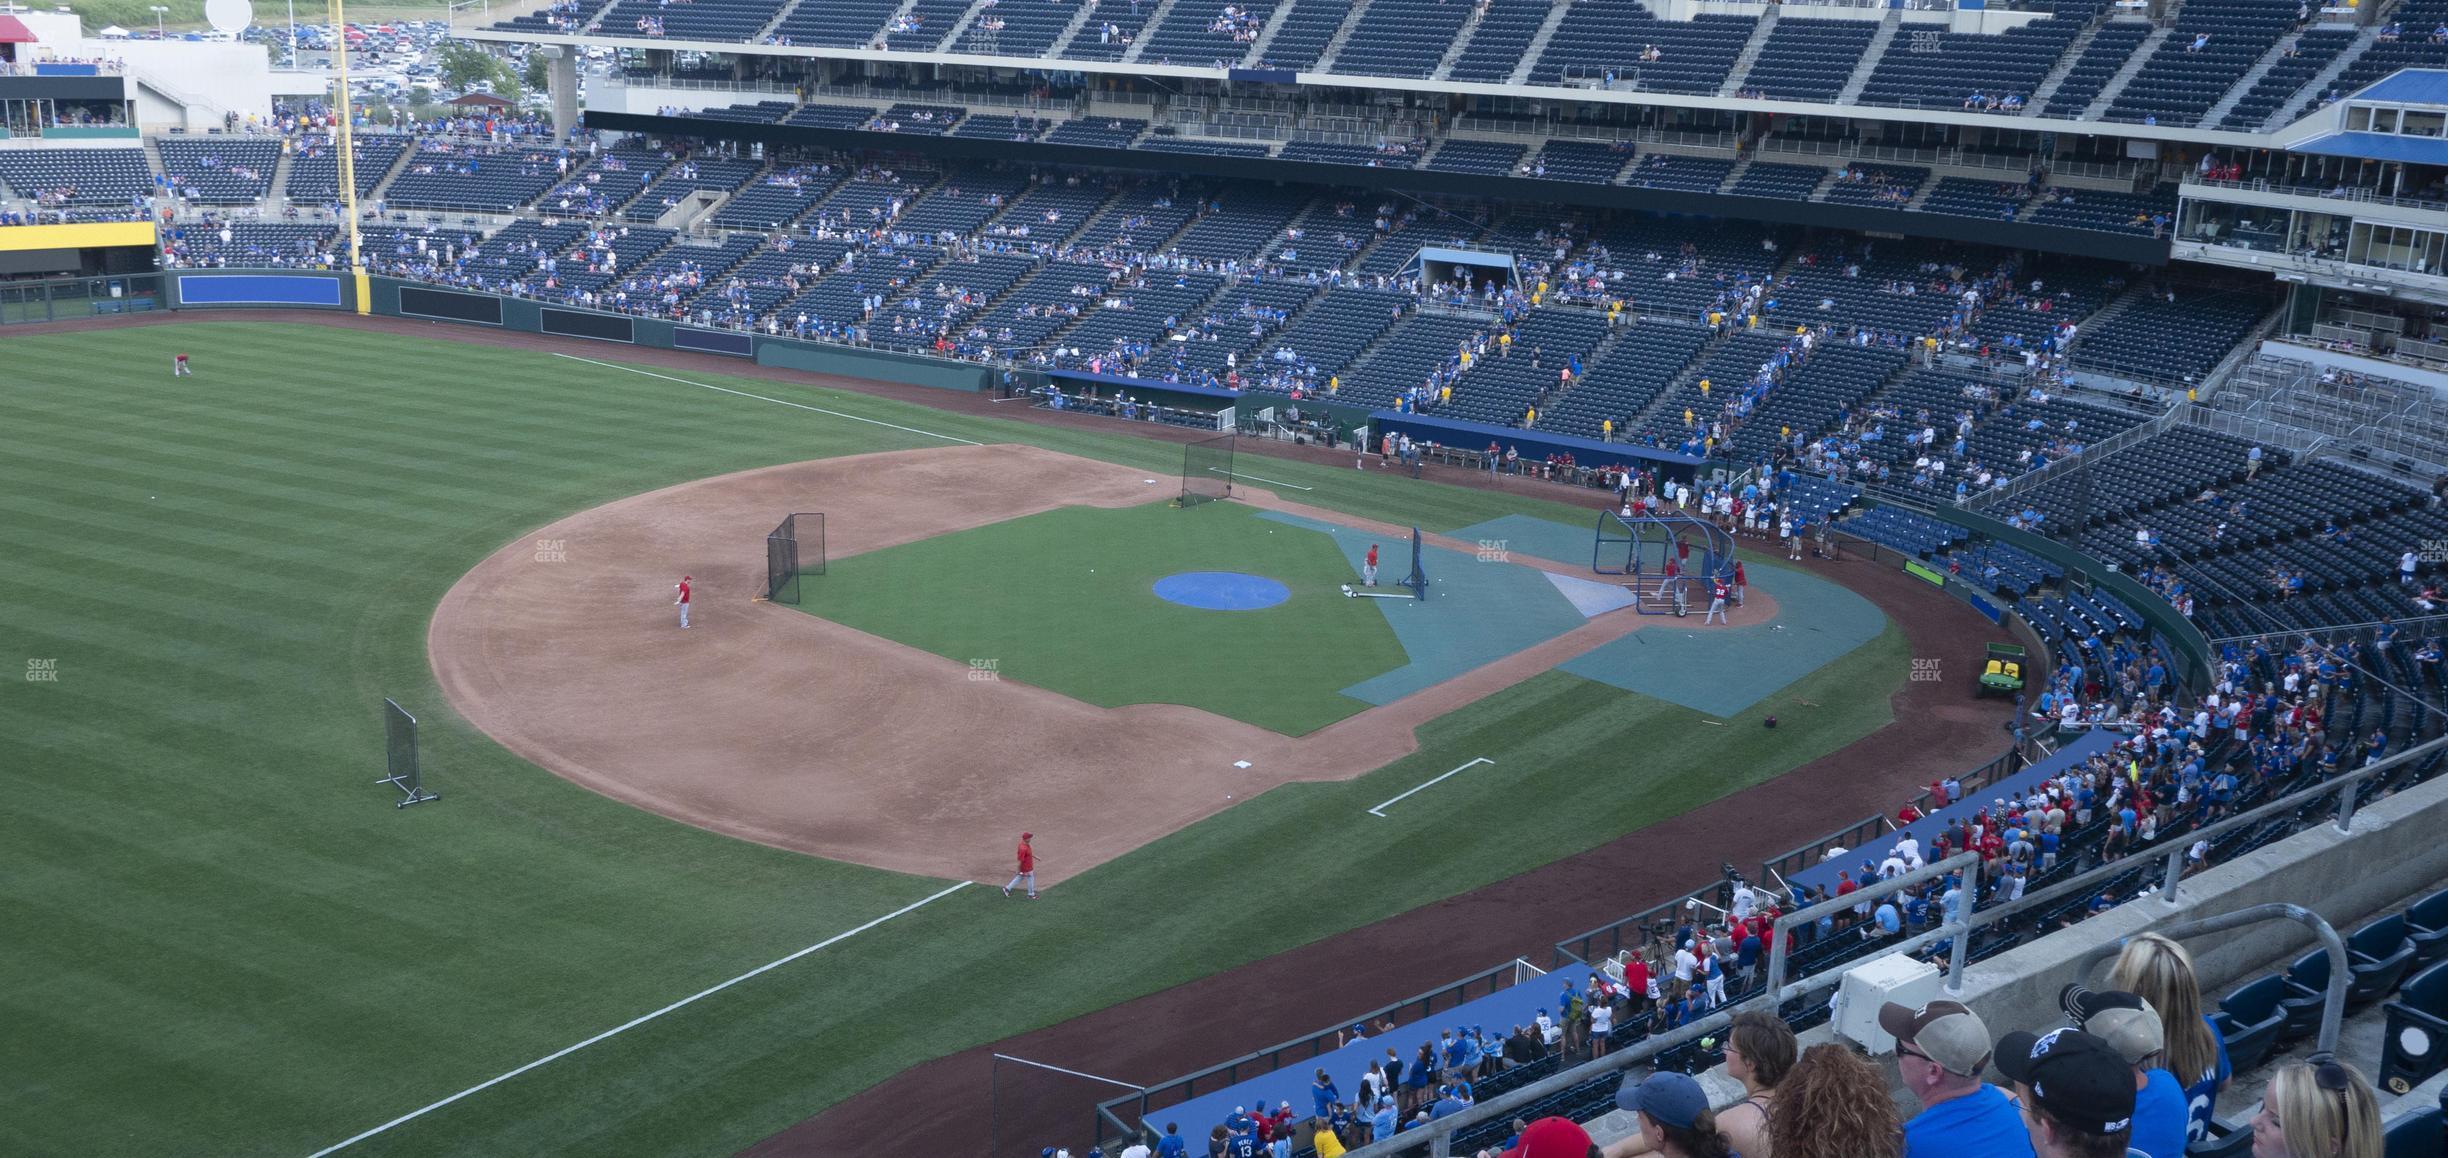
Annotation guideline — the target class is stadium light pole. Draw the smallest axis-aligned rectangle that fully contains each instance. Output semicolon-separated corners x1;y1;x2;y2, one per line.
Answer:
149;4;167;37
329;0;369;314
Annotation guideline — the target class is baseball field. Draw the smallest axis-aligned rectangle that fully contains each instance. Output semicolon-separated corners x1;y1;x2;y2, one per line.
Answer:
0;318;1989;1156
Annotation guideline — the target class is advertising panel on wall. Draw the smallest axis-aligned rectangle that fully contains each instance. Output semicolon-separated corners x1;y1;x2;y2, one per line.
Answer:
540;307;635;344
174;274;345;308
398;286;505;325
673;327;754;357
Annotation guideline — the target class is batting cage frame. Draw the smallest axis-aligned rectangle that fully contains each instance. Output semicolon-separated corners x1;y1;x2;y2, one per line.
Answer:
377;698;438;808
1345;525;1430;602
765;512;825;604
1594;510;1738;617
1180;433;1235;505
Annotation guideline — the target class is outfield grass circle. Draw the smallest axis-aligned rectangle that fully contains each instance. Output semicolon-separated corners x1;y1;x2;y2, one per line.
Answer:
1152;571;1293;611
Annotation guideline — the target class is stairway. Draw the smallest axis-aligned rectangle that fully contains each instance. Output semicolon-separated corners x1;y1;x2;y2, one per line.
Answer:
1625;326;1742;433
1719;9;1780;97
363;140;421;207
1432;0;1497;81
1312;0;1379;73
1120;0;1187;63
1046;0;1108;58
1836;11;1904;104
1508;0;1575;85
265;143;298;209
937;0;996;52
2024;17;2110;115
2081;25;2171;119
1240;1;1300;67
2265;27;2376;128
2200;34;2304;128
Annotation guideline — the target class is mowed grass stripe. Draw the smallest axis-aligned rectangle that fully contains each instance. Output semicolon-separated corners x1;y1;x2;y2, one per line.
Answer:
0;323;1909;1156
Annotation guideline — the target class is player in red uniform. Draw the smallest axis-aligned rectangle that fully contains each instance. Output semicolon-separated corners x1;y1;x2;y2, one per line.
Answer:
674;575;692;628
1364;544;1380;587
173;352;192;377
1004;832;1037;898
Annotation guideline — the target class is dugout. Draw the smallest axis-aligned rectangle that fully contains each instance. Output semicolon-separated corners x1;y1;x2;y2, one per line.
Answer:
1041;367;1235;432
1370;410;1705;485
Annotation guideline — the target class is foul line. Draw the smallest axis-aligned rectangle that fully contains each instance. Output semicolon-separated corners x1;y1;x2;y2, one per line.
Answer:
550;353;982;446
1209;467;1314;492
991;1054;1147;1091
1367;757;1495;817
306;881;972;1157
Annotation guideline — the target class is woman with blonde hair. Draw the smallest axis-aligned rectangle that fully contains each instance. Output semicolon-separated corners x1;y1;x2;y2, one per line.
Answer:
1765;1043;1902;1158
2108;932;2231;1144
2251;1054;2381;1158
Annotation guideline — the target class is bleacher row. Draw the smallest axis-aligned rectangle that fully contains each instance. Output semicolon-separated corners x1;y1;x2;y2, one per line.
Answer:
649;101;2185;239
120;132;2286;471
516;0;2448;131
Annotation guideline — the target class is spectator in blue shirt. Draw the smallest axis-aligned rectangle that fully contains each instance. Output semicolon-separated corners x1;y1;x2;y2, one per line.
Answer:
1310;1069;1339;1121
1879;1000;2035;1158
1369;1098;1396;1141
1154;1122;1187;1158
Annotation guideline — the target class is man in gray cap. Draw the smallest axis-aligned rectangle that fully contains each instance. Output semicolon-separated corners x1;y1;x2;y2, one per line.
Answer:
1991;1027;2141;1158
2062;986;2186;1158
1880;998;2034;1158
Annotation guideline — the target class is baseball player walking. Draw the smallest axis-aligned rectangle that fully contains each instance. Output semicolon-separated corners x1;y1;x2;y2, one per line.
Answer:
1004;832;1038;898
675;575;692;628
173;352;192;377
1364;544;1380;587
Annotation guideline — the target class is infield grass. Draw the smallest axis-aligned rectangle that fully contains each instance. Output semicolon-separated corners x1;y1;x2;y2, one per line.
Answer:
810;501;1406;734
0;321;1907;1156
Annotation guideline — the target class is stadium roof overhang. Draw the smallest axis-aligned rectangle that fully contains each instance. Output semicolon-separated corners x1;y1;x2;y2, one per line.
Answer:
459;24;2292;150
2294;131;2448;167
587;106;2174;266
2350;69;2448;109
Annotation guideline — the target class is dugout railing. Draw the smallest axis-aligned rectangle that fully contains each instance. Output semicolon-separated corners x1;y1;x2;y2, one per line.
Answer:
1324;738;2442;1158
1091;958;1549;1145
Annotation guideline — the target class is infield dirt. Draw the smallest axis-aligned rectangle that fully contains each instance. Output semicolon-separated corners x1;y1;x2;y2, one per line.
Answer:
427;443;1778;887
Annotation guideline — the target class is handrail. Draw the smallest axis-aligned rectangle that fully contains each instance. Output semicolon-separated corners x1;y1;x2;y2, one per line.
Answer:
2070;903;2351;1054
2207;610;2448;644
1969;397;2186;510
1324;733;2443;1158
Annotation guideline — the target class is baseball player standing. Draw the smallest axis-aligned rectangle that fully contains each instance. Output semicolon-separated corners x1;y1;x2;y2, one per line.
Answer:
675;575;692;628
1706;576;1730;624
1364;544;1380;587
1004;832;1038;898
173;352;192;377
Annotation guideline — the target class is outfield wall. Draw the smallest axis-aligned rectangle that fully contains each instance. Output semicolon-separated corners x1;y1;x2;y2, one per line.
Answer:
95;270;998;393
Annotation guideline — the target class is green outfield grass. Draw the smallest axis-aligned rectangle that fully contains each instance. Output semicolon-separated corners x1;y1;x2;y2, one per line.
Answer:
0;321;1907;1156
811;501;1405;734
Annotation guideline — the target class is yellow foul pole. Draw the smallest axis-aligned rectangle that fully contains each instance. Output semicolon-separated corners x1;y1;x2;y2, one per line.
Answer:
331;0;370;313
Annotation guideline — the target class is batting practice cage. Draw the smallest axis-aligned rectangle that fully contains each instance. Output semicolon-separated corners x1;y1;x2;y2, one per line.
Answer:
1181;433;1235;505
377;698;438;807
764;512;825;604
1594;510;1737;616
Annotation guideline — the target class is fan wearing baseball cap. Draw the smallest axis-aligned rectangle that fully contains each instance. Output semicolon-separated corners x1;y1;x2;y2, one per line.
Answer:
1610;1072;1732;1158
1480;1115;1600;1158
2062;986;2187;1158
1992;1028;2143;1158
1879;999;2035;1158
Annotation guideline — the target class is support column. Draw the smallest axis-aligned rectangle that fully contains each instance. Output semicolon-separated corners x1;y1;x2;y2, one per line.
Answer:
548;47;580;143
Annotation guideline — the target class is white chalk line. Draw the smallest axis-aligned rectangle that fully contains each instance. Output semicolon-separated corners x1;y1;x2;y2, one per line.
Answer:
306;881;972;1157
550;353;982;446
1367;757;1495;817
1208;467;1314;492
